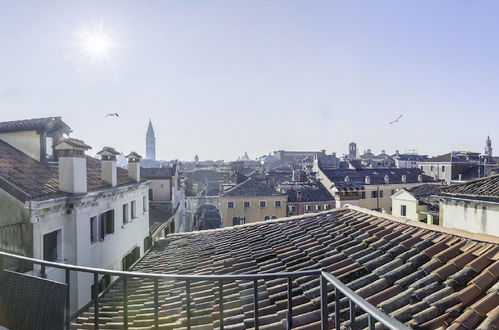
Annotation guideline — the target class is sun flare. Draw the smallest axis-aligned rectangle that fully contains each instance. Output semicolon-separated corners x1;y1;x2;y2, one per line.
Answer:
77;23;116;62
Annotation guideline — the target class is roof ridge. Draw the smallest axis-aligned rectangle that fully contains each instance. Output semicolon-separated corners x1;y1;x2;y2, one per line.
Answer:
169;204;499;245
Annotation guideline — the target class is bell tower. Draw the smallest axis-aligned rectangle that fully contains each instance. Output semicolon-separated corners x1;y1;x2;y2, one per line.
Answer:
485;136;492;158
146;120;156;160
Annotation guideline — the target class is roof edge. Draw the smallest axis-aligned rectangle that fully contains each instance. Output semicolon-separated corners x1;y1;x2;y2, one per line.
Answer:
170;204;499;245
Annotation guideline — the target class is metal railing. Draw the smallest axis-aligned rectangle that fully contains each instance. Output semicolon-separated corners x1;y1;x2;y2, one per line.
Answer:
0;251;410;330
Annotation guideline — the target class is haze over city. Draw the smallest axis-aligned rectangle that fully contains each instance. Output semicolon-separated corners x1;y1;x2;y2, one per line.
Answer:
1;0;498;160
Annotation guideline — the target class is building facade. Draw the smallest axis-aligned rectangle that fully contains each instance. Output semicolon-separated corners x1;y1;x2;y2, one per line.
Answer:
391;184;441;224
0;118;150;313
437;174;499;236
220;178;287;227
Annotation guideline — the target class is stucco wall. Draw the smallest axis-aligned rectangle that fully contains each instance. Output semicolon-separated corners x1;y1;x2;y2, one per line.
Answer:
31;184;150;313
0;188;32;255
391;191;419;221
220;196;287;227
0;130;41;161
149;178;172;201
441;199;499;237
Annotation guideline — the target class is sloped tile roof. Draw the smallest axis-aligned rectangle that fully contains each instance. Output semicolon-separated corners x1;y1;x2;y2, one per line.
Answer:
72;206;499;329
0;117;71;133
322;168;436;187
440;174;499;202
222;178;285;197
407;184;442;199
0;140;138;201
282;182;334;202
141;166;176;179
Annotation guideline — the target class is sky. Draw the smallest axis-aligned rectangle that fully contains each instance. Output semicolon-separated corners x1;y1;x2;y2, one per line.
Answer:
0;1;498;161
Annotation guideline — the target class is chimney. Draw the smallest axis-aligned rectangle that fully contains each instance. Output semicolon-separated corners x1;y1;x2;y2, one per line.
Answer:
54;138;92;194
296;191;302;201
401;175;407;183
365;176;371;185
384;175;390;184
97;147;120;187
126;151;142;182
418;174;423;183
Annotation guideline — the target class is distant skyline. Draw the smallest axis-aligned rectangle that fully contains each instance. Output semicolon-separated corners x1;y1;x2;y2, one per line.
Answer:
1;1;498;161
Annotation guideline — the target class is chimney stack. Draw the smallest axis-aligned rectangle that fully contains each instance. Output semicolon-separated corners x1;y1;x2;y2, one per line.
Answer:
97;147;120;187
418;174;423;183
126;151;142;182
401;175;407;183
54;138;92;194
384;175;390;184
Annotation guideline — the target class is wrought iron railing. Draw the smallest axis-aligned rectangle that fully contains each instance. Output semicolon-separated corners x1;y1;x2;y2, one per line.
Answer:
0;250;410;330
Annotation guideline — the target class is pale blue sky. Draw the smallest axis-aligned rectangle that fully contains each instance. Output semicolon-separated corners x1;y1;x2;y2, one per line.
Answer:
0;1;498;161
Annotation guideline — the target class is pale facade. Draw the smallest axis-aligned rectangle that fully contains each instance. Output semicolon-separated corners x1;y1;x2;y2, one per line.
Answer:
440;199;499;236
391;190;439;224
220;195;287;227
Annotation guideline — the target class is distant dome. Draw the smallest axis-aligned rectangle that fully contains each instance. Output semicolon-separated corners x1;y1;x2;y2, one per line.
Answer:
260;154;278;164
240;151;252;161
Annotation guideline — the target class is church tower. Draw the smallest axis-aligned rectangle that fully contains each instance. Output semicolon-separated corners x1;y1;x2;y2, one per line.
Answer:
146;120;156;160
485;136;492;157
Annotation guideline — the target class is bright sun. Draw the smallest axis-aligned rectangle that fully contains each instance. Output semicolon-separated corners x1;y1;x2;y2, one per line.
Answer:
77;23;116;61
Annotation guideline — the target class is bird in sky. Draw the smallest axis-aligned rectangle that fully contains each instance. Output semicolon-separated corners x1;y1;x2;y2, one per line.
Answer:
106;113;119;117
389;114;403;124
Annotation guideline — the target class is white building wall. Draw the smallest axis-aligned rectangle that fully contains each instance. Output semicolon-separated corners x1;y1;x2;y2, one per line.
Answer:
30;183;150;313
441;199;499;236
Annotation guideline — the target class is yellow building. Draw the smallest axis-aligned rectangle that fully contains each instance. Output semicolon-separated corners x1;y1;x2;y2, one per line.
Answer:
391;184;441;224
220;178;287;227
317;167;440;212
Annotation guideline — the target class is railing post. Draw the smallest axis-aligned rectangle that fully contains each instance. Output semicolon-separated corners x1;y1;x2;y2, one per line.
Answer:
123;276;128;330
186;280;191;330
287;277;293;329
349;300;356;329
253;279;259;330
65;269;71;330
334;286;340;330
154;279;159;330
93;273;99;330
368;314;375;330
219;280;224;330
41;264;47;279
320;273;328;330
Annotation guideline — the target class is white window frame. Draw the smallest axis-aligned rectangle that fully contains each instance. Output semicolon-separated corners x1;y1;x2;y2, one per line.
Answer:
274;200;281;207
143;195;148;213
243;201;251;208
259;200;267;208
131;200;137;219
90;215;99;245
123;203;129;225
227;201;235;209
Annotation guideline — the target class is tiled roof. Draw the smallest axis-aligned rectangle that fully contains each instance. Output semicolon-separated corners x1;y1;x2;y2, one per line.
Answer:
407;184;443;199
440;174;499;202
396;154;428;161
283;182;334;202
0;140;138;201
149;202;174;235
222;178;285;197
0;117;71;133
322;168;435;186
55;138;92;150
141;166;176;179
72;206;499;329
422;153;475;163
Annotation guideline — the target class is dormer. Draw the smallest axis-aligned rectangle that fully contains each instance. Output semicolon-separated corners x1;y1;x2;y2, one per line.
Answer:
0;117;71;164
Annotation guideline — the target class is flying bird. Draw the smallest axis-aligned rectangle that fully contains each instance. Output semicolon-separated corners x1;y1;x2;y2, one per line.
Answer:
106;113;119;117
389;114;403;125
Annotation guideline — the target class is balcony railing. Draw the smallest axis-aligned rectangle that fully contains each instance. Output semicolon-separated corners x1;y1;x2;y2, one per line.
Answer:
0;250;410;330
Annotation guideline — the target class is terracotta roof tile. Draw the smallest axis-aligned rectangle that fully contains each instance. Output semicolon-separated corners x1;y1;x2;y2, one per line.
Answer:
72;207;499;329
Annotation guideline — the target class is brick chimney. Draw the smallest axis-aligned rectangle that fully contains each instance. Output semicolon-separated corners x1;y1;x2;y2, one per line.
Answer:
54;138;92;194
126;151;142;182
97;147;120;187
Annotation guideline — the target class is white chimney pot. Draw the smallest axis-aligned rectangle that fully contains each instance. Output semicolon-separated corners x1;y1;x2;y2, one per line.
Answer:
54;138;91;194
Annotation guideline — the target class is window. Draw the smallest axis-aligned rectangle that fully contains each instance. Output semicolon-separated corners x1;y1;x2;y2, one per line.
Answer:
131;201;136;219
441;166;446;172
148;189;154;201
379;190;384;198
45;136;54;161
391;189;396;195
99;210;115;240
259;200;266;208
305;205;310;212
43;230;61;262
274;200;281;207
123;203;129;224
360;191;366;199
371;191;378;198
324;204;330;210
227;201;234;208
401;205;407;216
264;216;270;221
90;216;98;243
289;205;295;212
271;216;277;219
122;246;141;271
243;201;251;208
315;205;321;211
143;196;147;212
430;165;434;171
232;217;245;226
